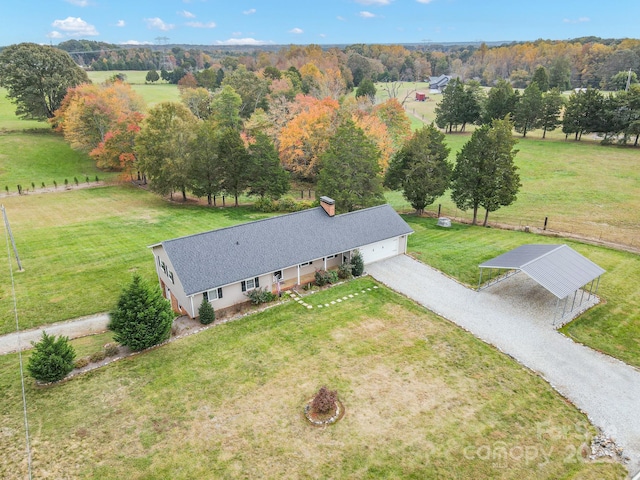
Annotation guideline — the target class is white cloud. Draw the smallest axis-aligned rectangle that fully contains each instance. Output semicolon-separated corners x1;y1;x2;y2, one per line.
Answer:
243;8;256;15
66;0;90;6
289;27;304;34
51;17;98;36
563;16;590;24
178;10;196;18
120;40;153;45
47;31;64;39
337;15;346;21
355;0;391;4
416;0;434;3
232;31;243;37
215;37;273;45
319;33;326;38
115;20;125;27
359;11;376;18
144;17;175;31
186;21;216;28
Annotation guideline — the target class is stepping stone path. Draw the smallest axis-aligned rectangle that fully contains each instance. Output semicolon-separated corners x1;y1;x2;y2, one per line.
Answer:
288;285;380;310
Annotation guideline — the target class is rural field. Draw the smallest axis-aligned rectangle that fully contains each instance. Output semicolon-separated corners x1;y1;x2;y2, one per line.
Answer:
0;71;637;477
0;279;625;478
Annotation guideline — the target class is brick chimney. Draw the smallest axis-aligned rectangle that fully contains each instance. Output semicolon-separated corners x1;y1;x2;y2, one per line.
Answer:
319;196;335;217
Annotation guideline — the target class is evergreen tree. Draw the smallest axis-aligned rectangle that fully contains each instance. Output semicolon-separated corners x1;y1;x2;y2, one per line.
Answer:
317;118;384;212
539;88;565;138
355;79;377;101
451;117;520;226
189;121;223;205
351;250;365;277
27;332;76;383
198;297;216;325
145;69;160;83
109;275;174;351
435;79;482;132
513;83;543;137
483;79;519;124
247;132;290;199
218;127;251;206
531;66;550;92
384;124;451;215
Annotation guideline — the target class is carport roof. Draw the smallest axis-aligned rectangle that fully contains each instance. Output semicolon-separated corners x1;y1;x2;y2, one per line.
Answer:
479;244;605;299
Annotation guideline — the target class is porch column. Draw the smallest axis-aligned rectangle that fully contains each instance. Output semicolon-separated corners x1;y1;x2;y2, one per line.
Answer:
323;257;327;270
297;264;300;285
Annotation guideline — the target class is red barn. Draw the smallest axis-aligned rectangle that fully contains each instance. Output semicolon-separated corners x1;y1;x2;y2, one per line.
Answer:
415;92;426;101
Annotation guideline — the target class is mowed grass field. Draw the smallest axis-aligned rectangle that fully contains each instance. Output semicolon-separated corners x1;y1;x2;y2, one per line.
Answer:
0;185;272;334
377;82;640;248
0;278;625;479
87;70;180;107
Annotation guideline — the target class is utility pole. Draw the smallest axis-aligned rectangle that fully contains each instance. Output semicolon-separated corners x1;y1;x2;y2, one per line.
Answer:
1;205;23;272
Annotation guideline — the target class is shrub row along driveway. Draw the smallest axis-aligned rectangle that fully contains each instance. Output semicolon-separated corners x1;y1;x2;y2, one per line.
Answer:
367;254;640;477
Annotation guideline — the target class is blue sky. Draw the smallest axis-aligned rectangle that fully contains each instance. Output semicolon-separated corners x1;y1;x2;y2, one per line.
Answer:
3;0;639;47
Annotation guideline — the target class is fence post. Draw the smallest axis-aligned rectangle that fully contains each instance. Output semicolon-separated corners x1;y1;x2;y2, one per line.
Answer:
543;216;548;231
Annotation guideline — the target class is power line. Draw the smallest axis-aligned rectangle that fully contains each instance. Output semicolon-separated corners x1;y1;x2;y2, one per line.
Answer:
2;205;32;480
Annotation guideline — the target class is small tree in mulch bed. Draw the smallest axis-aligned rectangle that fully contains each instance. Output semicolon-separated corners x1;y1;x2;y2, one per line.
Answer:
351;249;364;277
198;297;216;325
311;386;338;417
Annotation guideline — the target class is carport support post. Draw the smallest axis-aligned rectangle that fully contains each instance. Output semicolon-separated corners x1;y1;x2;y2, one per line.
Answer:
595;276;601;295
561;296;568;318
477;268;484;291
570;289;578;313
588;279;595;300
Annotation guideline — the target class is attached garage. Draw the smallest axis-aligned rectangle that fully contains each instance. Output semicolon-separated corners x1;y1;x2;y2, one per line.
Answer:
359;237;400;264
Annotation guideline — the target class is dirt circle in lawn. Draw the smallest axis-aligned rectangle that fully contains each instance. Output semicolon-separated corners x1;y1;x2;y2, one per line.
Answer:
303;398;345;426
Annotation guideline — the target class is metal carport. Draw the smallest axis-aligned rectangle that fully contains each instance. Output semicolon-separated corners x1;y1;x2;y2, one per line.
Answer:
478;244;605;324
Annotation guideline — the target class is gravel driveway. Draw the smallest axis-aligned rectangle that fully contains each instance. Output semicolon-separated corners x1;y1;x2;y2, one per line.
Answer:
367;254;640;476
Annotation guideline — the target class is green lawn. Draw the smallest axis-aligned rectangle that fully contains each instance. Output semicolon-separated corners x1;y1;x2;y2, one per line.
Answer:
0;185;273;334
0;278;624;479
0;88;50;132
87;71;180;107
405;215;640;368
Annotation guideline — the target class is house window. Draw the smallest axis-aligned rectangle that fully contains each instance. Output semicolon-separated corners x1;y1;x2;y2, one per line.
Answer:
203;288;223;302
161;261;167;275
168;271;174;284
273;270;282;281
241;277;260;292
299;261;313;267
325;254;337;260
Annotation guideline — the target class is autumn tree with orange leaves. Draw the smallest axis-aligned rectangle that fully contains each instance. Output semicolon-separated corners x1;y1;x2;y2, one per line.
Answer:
52;81;145;156
278;95;339;182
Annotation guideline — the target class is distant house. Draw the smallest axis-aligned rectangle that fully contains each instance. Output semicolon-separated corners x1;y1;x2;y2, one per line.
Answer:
149;197;413;318
429;75;452;93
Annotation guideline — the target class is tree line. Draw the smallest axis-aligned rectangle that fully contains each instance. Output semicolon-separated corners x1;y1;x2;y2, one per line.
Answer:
2;42;520;222
435;72;640;146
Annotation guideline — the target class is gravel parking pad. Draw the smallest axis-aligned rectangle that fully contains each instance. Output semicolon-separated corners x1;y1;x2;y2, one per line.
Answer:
367;255;640;476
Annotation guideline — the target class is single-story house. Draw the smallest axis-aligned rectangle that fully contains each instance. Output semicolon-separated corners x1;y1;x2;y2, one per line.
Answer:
149;197;413;318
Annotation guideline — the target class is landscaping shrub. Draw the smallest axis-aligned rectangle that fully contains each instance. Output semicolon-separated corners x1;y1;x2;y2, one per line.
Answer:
277;195;298;212
109;275;175;351
27;332;76;383
314;269;339;286
74;356;90;369
311;386;338;415
253;196;278;212
351;249;364;277
103;342;119;357
198;297;216;325
90;350;106;363
338;262;353;280
246;287;277;305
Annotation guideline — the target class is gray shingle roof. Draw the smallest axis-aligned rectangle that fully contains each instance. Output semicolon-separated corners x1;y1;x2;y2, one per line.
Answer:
160;204;413;296
479;244;605;299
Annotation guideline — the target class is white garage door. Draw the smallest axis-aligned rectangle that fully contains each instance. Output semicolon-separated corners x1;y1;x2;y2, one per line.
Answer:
359;237;399;265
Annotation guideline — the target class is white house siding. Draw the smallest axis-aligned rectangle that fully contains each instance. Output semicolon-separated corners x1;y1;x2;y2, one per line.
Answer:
152;246;191;317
